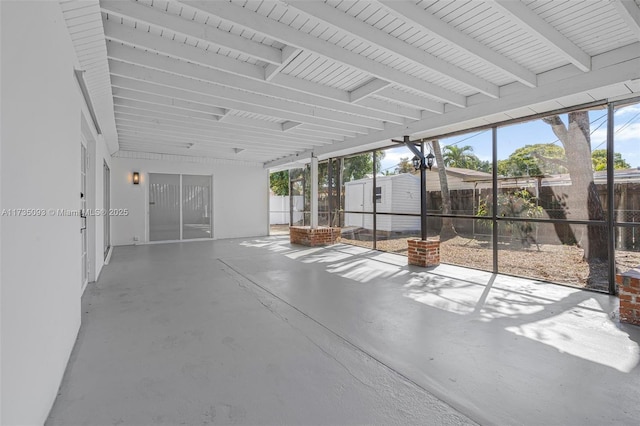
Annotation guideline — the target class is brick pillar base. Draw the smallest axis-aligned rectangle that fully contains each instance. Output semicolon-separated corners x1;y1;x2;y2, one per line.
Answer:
617;267;640;326
290;226;341;247
407;238;440;267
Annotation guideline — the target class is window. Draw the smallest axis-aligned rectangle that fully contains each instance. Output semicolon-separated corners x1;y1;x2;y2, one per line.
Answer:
375;186;382;203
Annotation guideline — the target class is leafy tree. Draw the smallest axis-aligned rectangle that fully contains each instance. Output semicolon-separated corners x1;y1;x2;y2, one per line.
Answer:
475;160;492;173
343;151;384;182
477;189;543;249
498;144;630;176
395;157;414;174
270;170;289;196
497;143;567;177
591;149;630;171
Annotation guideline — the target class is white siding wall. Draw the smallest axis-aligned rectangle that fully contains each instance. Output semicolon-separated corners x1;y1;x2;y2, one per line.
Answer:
344;174;421;232
389;174;421;232
0;2;109;423
110;157;269;245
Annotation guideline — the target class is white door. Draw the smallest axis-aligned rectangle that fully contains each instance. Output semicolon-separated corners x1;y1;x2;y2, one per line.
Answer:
80;142;89;288
345;183;365;227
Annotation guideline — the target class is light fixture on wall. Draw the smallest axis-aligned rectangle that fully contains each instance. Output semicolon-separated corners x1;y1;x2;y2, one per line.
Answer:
132;172;140;185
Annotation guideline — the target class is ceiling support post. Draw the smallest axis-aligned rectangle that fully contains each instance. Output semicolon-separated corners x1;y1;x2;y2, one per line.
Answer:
311;155;319;229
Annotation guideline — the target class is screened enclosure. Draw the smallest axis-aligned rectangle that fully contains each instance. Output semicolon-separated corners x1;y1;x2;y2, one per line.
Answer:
270;98;640;294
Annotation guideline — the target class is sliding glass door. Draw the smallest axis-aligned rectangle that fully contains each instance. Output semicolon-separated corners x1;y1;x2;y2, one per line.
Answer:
149;173;212;242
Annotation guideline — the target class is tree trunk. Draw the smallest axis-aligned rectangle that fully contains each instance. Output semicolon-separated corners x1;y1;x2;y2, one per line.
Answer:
543;112;608;261
432;140;457;240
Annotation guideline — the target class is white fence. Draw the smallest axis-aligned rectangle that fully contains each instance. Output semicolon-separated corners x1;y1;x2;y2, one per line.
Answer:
269;195;304;225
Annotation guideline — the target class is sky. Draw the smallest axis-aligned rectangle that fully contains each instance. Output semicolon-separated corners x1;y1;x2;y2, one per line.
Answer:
379;102;640;173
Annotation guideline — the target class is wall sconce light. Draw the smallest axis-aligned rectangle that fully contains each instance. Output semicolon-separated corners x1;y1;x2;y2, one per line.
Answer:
132;172;140;185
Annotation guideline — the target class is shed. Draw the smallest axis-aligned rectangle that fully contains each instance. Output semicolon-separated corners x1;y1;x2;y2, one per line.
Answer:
344;173;420;232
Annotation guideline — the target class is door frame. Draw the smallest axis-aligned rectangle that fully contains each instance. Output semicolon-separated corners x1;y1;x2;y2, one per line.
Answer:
146;172;214;243
80;115;98;290
80;136;89;291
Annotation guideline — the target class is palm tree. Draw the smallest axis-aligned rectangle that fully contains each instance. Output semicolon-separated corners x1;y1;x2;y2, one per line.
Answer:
443;145;474;168
432;140;457;240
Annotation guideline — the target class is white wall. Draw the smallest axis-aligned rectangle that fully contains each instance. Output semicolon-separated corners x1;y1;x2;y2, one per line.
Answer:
0;2;110;424
111;156;269;245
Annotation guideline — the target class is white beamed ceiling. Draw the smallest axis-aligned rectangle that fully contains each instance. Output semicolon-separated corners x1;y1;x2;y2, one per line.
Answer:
61;0;640;166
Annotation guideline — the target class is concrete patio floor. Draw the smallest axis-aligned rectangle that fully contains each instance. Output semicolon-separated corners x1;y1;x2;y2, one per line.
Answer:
47;236;640;425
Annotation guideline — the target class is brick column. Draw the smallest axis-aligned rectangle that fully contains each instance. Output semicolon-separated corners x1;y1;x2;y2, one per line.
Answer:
407;238;440;267
617;267;640;326
290;226;341;247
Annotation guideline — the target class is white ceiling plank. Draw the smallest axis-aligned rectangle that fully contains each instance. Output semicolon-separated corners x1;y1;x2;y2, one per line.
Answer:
116;106;336;145
111;87;227;116
294;124;357;138
181;0;467;106
267;73;406;123
281;121;302;131
117;145;282;162
115;124;321;150
113;98;222;121
103;19;264;79
107;43;388;129
100;0;283;64
488;0;591;72
62;4;100;20
289;1;499;98
115;118;322;149
216;115;341;140
116;140;289;159
107;57;380;133
109;74;358;136
114;111;334;145
375;87;445;113
378;0;537;87
117;131;311;152
265;46;302;81
115;107;224;128
349;78;390;102
612;0;640;40
270;72;347;102
104;22;413;122
355;97;422;120
61;1;97;13
65;13;102;28
70;27;104;40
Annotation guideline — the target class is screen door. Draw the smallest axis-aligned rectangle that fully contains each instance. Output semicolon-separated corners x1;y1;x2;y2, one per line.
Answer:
182;174;212;239
149;173;181;241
